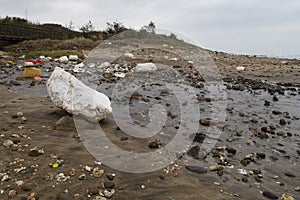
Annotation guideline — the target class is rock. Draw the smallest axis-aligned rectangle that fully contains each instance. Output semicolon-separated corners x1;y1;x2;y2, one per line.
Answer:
272;110;282;115
148;141;159;149
226;146;237;155
78;174;86;180
103;181;115;189
256;153;266;159
87;186;99;195
236;66;245;71
8;190;17;198
98;62;110;69
69;55;79;61
264;100;271;106
3;139;13;148
279;119;286;126
47;67;112;122
284;173;296;178
262;191;278;199
281;194;295;200
185;165;208;174
21;183;33;191
273;96;279;101
59;56;69;63
29;149;42;157
92;168;104;178
134;63;157;72
209;165;224;172
103;189;115;198
106;174;115;181
74;63;85;73
187;145;200;159
124;53;134;59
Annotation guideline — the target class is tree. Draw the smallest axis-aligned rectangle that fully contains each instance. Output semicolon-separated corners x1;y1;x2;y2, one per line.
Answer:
80;20;95;33
66;20;74;30
142;21;156;33
103;21;127;38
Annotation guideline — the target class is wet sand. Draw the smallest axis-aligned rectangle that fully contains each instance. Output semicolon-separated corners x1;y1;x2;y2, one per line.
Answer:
0;44;300;200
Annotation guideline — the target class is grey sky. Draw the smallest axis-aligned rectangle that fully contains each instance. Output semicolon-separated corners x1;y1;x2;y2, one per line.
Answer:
1;0;299;57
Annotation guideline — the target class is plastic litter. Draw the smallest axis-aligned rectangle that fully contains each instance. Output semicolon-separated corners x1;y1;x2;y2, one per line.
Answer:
23;68;42;78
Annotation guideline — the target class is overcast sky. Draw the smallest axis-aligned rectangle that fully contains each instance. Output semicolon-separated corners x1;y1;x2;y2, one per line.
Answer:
1;0;300;57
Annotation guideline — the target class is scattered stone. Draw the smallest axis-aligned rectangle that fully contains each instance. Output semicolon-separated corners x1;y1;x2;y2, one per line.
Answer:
185;165;208;174
148;141;160;149
92;168;104;178
21;183;33;191
273;96;279;101
8;190;17;198
262;191;278;199
134;63;157;72
103;189;115;198
256;153;266;159
209;165;224;172
29;149;42;157
3;139;13;148
279;119;286;126
284;173;296;178
281;194;295;200
103;181;115;189
78;174;86;180
106;174;115;181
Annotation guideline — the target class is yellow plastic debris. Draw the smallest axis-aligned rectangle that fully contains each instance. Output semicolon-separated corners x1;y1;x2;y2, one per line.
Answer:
8;61;17;65
22;68;42;78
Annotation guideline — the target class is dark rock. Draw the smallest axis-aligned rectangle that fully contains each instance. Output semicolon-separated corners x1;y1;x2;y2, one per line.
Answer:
28;149;41;157
87;186;99;195
279;119;286;125
240;159;250;166
256;153;266;159
272;110;282;115
262;191;278;199
285;173;296;178
21;183;33;191
261;127;268;132
192;133;206;143
273;96;279;101
264;100;271;106
187;145;200;159
159;175;165;180
149;141;160;149
104;181;115;189
106;174;115;181
185;165;208;174
226;146;237;155
253;169;262;175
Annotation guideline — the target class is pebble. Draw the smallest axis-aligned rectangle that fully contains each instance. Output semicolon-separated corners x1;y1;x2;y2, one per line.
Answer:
279;119;286;125
148;141;159;149
103;189;115;198
29;149;42;157
8;190;17;198
22;183;33;191
106;174;115;181
92;168;104;178
78;174;86;180
103;181;115;189
3;140;14;149
185;165;208;174
281;194;295;200
262;191;278;199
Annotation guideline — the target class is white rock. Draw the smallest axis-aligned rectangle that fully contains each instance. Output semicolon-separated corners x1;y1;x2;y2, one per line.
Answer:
114;72;126;78
124;53;134;59
98;62;110;69
135;63;157;72
47;67;112;122
69;55;79;61
74;63;85;73
58;56;69;63
169;57;178;61
24;62;34;67
236;66;245;71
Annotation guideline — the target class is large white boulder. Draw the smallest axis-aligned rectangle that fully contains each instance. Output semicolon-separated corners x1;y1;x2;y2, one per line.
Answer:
47;67;112;121
134;63;157;72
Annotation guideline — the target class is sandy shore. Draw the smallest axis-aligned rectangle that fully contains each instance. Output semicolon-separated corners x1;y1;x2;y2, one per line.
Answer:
0;44;299;200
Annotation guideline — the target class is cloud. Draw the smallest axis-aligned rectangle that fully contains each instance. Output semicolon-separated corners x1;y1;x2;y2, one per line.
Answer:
0;0;299;56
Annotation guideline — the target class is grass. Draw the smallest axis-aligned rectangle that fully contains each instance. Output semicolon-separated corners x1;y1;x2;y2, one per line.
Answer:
4;37;99;59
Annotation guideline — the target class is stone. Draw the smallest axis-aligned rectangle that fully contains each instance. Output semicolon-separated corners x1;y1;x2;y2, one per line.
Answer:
279;119;286;125
103;189;115;198
8;190;17;198
3;139;13;148
22;183;33;191
185;165;208;174
59;56;69;63
148;141;159;149
69;55;79;61
134;63;157;72
236;66;245;71
47;67;112;122
262;191;278;199
29;149;41;157
103;181;115;189
78;174;86;180
281;194;295;200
